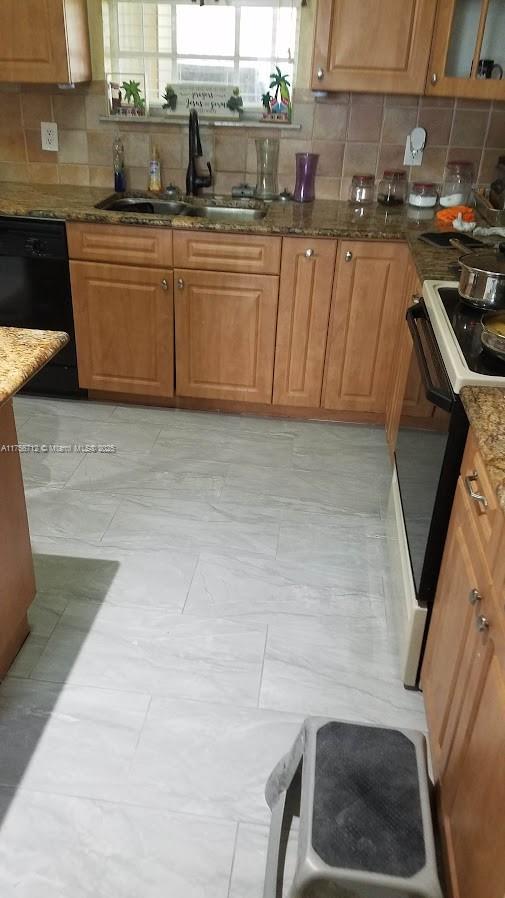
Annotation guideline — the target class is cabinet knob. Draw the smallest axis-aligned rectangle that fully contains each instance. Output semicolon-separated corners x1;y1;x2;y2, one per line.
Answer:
412;294;422;304
305;248;315;258
317;67;324;80
468;588;482;606
161;278;169;290
177;278;184;289
345;250;353;262
431;73;438;84
476;615;489;632
464;471;488;509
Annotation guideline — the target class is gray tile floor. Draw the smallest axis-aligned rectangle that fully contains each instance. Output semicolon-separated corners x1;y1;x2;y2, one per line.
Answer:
0;396;425;897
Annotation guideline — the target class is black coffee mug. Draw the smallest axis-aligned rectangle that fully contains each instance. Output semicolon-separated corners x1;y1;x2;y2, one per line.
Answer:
477;58;503;79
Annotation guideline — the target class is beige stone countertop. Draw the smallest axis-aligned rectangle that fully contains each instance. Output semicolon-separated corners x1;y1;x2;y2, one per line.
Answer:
460;387;505;514
0;327;68;408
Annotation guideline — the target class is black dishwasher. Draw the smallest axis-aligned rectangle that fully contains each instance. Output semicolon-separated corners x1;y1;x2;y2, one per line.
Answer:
0;216;84;396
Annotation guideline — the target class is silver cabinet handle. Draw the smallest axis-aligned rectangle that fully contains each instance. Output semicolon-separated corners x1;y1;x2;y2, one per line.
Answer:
476;615;489;632
431;73;438;84
468;588;482;606
177;278;184;289
161;279;169;290
345;251;353;262
317;67;324;81
464;471;488;509
412;294;422;304
305;248;314;258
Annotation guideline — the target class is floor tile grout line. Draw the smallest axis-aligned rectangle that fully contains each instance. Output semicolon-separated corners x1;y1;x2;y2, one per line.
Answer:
180;553;201;615
226;821;241;898
257;625;270;709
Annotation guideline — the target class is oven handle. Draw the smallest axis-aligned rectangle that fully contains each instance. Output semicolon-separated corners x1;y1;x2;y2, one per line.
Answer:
406;302;454;412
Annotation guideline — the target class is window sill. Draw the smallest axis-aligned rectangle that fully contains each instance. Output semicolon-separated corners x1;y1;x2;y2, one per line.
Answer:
99;114;301;130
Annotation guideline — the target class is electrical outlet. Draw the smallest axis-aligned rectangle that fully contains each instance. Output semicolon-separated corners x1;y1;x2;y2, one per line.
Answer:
41;122;59;152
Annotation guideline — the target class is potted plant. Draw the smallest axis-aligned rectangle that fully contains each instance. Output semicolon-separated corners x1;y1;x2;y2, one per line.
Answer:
162;85;178;113
121;79;146;116
226;87;243;116
263;66;291;122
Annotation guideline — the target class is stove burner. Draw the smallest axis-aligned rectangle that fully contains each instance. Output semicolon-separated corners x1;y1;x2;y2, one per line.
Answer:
437;288;505;377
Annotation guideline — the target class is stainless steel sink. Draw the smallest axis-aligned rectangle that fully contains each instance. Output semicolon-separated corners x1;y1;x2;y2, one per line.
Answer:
95;196;191;215
95;194;267;222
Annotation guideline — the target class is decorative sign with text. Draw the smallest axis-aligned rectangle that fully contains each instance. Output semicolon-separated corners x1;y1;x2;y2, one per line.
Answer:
163;83;241;117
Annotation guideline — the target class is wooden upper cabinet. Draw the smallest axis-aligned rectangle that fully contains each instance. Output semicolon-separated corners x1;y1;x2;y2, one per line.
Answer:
322;241;409;414
311;0;437;94
273;237;336;408
70;261;174;397
174;268;279;403
0;0;91;83
427;0;505;99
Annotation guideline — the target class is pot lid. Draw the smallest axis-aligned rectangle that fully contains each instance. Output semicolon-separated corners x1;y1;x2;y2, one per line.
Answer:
460;245;505;275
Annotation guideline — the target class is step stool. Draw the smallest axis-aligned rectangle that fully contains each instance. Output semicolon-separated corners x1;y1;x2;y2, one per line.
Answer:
263;717;443;898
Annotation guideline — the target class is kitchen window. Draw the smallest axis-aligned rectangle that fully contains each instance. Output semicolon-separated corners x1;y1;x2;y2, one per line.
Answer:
102;0;298;110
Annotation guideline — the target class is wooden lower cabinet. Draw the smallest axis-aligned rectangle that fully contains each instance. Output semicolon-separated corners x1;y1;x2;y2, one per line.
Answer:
174;268;279;403
0;401;35;677
422;477;491;776
385;259;420;454
322;241;409;414
273;237;336;407
70;261;174;397
422;434;505;898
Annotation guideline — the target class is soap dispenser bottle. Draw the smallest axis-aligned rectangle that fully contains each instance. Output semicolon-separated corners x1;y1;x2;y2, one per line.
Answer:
113;134;126;192
148;144;162;193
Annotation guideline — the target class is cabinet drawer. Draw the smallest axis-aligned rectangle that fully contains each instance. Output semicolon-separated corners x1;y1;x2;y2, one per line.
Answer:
173;231;281;274
67;223;173;268
461;431;501;571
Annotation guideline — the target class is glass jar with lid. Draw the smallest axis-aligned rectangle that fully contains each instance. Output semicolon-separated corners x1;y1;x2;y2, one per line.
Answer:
440;160;474;207
349;174;375;205
408;182;438;208
377;170;407;207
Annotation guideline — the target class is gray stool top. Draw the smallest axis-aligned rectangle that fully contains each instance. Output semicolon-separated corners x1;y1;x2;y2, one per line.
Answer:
312;721;425;877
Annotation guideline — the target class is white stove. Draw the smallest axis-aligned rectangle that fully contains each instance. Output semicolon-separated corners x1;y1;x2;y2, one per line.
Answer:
423;279;505;393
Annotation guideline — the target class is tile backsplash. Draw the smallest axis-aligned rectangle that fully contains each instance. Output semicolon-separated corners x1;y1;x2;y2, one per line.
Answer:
0;82;503;200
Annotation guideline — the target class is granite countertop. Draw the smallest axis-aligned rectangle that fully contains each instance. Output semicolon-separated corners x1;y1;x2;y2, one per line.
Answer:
460;387;505;513
0;327;68;407
0;181;411;240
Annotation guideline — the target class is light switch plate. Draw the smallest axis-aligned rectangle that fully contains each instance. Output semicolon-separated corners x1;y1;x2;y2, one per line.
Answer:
41;122;59;152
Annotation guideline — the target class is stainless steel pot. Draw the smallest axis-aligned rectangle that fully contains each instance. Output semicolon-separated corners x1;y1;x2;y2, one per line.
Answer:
481;310;505;361
458;243;505;309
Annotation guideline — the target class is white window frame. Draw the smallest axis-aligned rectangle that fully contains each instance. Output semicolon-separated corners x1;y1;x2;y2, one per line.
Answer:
103;0;298;111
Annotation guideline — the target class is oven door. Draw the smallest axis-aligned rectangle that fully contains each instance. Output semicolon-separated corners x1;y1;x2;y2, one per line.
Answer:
395;300;467;607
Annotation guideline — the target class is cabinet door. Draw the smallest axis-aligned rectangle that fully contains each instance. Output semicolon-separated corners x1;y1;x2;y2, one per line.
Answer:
421;477;492;776
322;241;409;414
400;349;438;423
438;594;505;898
0;401;35;678
174;269;279;403
427;0;505;100
0;0;91;83
385;262;420;455
70;261;174;397
273;238;336;408
311;0;437;93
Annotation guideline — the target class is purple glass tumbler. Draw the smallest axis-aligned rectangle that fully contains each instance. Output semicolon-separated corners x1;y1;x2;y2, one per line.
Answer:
293;152;319;202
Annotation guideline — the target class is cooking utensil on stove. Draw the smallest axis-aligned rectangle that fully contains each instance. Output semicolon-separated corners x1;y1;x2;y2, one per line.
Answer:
481;310;505;361
457;243;505;309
